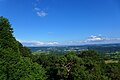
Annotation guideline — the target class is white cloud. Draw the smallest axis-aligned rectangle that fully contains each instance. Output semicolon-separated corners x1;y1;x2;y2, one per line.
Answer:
83;35;120;44
33;0;48;17
36;11;47;17
18;35;120;46
47;42;59;45
20;41;59;46
85;35;105;42
34;7;48;17
106;38;120;41
34;7;40;11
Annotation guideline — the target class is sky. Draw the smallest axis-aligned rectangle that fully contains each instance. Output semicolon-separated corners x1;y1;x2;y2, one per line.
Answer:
0;0;120;46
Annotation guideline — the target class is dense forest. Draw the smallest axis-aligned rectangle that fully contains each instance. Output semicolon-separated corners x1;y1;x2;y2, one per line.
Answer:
0;16;120;80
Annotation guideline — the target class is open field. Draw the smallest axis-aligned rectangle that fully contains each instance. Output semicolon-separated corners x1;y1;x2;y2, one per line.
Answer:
105;60;119;64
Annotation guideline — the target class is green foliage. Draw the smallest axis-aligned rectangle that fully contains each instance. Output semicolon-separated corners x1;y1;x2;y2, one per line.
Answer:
78;51;109;80
104;52;120;60
0;16;47;80
9;57;46;80
0;48;20;80
78;50;99;59
0;16;19;52
34;51;110;80
104;63;120;80
18;42;32;57
0;48;47;80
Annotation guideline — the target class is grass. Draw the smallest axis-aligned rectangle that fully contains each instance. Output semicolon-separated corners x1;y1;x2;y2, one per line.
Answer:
105;60;119;64
32;52;42;55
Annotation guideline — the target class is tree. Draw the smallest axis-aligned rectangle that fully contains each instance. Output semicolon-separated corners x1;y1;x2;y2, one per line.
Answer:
78;50;99;60
104;63;120;80
78;50;109;80
0;16;19;52
18;41;32;57
36;52;90;80
0;16;47;80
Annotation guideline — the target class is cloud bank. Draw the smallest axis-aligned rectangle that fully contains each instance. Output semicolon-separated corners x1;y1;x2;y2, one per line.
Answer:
19;35;120;46
21;41;59;46
83;35;120;45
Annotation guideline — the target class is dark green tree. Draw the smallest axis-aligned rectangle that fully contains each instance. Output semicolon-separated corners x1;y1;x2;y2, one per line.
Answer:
78;50;109;80
104;63;120;80
18;41;32;57
0;16;47;80
0;16;19;52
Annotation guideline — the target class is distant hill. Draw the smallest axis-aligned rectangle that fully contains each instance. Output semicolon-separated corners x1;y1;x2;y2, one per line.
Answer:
28;43;120;53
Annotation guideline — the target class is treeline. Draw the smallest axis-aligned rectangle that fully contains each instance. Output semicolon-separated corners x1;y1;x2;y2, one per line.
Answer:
0;16;120;80
88;45;120;53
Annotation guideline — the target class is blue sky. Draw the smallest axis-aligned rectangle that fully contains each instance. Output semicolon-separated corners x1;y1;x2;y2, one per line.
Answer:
0;0;120;46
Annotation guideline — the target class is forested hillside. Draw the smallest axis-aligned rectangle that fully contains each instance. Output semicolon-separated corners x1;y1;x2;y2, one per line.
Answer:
0;16;46;80
0;16;120;80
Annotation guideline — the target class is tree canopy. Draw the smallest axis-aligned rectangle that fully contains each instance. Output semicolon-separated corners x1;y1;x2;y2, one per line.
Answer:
0;16;47;80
